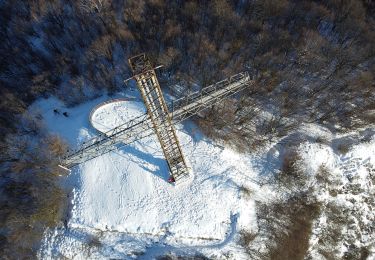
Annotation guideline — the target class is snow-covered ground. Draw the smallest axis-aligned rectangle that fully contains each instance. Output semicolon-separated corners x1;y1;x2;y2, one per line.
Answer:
305;140;375;259
33;91;375;259
34;93;263;259
90;99;146;133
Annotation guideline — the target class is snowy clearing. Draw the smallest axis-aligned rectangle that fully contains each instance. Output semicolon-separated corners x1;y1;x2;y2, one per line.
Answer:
35;94;261;259
33;92;375;259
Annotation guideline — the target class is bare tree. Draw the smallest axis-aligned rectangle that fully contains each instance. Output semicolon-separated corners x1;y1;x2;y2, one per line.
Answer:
79;0;110;14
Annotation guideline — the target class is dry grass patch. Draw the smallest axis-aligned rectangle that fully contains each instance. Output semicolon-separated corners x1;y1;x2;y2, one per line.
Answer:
268;200;321;260
245;197;321;260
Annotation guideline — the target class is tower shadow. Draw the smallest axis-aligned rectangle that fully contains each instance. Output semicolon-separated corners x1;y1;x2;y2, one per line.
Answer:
116;143;170;181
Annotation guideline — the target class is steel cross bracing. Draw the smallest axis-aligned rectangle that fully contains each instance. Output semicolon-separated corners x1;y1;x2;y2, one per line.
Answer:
60;55;254;180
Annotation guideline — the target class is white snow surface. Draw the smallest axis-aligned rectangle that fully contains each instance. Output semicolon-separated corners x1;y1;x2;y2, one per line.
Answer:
90;99;146;133
34;92;375;259
35;94;260;259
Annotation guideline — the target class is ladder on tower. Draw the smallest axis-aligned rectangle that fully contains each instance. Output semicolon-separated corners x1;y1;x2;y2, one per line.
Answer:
128;54;189;182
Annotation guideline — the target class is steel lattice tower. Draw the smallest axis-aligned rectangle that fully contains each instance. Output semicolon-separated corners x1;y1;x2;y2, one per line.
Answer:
128;54;189;182
59;53;255;184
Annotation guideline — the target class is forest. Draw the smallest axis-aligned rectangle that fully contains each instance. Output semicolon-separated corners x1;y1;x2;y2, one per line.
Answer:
0;0;374;258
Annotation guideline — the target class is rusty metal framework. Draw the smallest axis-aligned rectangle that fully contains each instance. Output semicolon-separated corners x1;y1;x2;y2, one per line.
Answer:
60;53;254;183
128;54;188;181
170;72;251;122
61;113;153;168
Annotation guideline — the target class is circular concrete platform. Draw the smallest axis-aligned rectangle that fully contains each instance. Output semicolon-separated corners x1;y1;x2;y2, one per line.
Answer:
89;98;146;134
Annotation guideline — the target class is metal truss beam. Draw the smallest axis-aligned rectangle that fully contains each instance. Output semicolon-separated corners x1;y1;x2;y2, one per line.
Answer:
61;113;153;168
170;71;252;122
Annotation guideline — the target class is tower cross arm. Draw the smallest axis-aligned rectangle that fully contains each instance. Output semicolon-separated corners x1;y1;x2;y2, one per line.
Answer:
60;113;153;168
170;71;253;122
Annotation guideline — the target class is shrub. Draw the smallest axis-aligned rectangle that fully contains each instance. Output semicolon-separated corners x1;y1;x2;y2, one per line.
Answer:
337;143;351;155
0;110;69;258
276;149;310;192
238;230;257;248
239;185;253;198
253;197;321;260
268;200;321;260
87;234;102;248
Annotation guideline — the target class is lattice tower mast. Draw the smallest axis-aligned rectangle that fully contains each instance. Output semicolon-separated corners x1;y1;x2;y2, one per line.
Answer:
128;54;189;181
59;54;255;183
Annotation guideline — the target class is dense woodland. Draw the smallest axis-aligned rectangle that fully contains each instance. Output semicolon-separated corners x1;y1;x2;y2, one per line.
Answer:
0;0;374;258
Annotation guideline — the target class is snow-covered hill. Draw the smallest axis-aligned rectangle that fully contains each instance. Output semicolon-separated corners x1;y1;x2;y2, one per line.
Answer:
33;92;374;259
